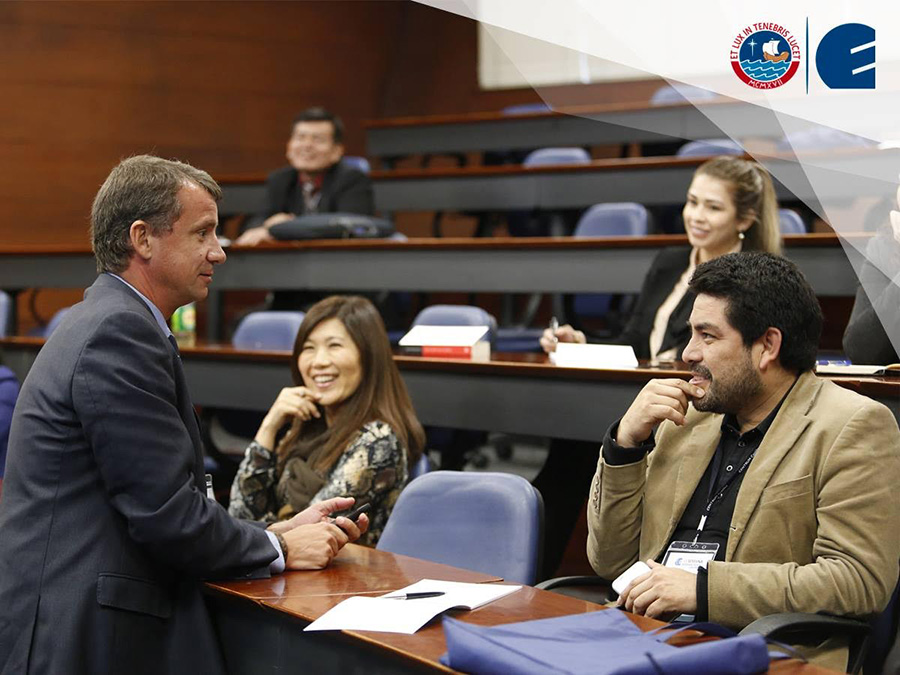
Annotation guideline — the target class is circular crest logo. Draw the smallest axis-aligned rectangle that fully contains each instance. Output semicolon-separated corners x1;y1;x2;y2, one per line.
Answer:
730;24;800;89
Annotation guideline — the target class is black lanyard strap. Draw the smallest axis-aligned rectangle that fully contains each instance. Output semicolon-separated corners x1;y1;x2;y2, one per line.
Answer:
693;449;756;543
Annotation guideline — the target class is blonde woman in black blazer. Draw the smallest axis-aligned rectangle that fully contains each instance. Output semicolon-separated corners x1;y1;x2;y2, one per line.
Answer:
541;156;782;360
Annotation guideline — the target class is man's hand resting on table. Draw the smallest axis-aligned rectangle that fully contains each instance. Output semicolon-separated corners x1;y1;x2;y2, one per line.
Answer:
617;560;697;621
268;496;370;570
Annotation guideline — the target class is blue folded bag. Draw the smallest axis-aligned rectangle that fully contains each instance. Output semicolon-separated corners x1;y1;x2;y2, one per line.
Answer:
441;609;774;675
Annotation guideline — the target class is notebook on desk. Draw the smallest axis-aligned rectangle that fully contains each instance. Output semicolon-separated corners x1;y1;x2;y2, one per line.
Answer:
816;361;900;376
304;579;521;634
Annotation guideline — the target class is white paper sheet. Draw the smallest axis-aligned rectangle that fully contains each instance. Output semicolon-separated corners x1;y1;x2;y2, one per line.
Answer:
550;342;639;369
304;579;522;634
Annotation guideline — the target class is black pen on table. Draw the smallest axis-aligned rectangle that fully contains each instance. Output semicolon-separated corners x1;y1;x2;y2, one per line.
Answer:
386;592;446;600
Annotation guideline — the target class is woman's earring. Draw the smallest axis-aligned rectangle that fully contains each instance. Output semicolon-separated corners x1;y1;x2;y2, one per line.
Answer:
738;231;745;240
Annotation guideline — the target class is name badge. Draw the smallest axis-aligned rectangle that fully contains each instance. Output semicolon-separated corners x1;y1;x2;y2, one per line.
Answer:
662;541;719;574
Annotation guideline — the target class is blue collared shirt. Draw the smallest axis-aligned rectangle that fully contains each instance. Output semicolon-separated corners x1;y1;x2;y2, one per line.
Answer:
105;273;285;573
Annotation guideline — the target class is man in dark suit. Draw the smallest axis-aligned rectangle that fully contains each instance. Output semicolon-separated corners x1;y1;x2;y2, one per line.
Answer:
235;106;374;246
0;155;367;674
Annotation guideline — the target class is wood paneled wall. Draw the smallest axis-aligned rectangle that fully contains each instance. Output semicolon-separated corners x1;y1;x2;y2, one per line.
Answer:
0;1;409;248
0;1;664;330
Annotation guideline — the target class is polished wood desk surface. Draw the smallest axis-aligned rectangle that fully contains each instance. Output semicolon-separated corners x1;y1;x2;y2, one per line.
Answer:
206;544;834;674
4;336;896;398
0;231;851;256
4;337;895;440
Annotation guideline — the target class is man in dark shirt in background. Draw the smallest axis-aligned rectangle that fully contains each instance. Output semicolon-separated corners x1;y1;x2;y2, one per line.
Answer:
587;252;900;670
236;106;374;246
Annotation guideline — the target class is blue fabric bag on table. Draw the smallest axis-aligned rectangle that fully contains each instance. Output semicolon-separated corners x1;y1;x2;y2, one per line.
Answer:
440;609;774;674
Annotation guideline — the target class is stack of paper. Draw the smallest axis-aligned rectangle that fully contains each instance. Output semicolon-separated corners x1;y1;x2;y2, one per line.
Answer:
304;579;521;634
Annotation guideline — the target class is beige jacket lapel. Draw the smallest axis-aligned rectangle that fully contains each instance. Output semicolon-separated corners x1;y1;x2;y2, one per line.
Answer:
650;415;721;558
725;372;819;560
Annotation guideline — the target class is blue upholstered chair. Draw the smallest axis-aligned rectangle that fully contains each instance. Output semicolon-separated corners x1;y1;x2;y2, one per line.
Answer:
569;203;650;331
342;155;371;175
0;291;10;338
0;366;20;482
776;126;874;152
231;311;306;351
204;311;305;483
575;203;650;237
779;209;807;235
409;453;432;481
650;83;720;106
676;138;744;157
523;147;590;169
377;471;544;585
502;102;551;116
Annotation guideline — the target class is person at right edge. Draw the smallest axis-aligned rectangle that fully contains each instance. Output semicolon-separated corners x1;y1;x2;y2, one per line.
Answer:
843;181;900;365
535;156;782;576
588;252;900;671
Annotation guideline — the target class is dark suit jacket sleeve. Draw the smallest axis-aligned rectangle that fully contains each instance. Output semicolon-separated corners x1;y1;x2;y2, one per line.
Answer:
842;238;900;364
615;247;692;360
329;166;374;215
262;167;295;219
71;312;276;577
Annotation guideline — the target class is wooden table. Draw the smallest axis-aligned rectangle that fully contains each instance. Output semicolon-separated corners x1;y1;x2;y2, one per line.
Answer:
204;543;834;674
4;339;896;441
0;234;864;340
362;99;795;161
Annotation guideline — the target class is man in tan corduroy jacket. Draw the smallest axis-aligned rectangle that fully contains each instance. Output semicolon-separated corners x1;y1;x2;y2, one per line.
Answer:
588;253;900;670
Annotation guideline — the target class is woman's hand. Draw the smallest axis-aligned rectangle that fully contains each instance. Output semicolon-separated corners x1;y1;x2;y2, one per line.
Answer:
254;386;322;449
539;324;586;354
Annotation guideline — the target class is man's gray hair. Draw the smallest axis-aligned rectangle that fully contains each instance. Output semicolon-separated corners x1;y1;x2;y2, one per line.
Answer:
90;155;222;273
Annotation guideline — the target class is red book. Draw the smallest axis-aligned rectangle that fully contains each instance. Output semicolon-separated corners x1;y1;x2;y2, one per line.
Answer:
399;342;489;361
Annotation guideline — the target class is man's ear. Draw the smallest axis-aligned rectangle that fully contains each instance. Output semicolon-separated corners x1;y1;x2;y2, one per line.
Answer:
129;220;153;261
331;143;345;164
756;327;783;371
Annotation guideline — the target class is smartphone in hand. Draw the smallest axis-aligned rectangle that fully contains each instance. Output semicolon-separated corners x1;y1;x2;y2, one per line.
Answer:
334;502;371;523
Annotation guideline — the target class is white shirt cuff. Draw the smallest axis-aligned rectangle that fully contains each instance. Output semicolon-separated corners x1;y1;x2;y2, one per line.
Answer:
265;530;286;573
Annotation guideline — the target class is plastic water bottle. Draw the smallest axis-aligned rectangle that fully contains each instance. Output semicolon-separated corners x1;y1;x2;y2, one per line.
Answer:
170;302;196;348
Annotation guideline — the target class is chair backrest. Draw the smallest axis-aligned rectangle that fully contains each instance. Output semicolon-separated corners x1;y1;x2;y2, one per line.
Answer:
342;156;371;174
411;305;498;343
377;471;544;585
574;203;650;237
572;204;649;318
676;138;744;157
0;365;20;479
776;126;874;152
0;291;10;338
523;147;591;168
650;83;719;105
44;307;72;337
502;103;551;116
232;311;306;350
779;209;806;235
409;453;432;480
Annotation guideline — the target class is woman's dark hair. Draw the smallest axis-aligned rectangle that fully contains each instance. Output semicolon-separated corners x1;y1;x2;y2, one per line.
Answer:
689;252;822;372
276;295;424;472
